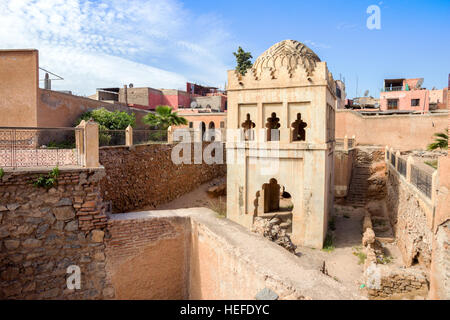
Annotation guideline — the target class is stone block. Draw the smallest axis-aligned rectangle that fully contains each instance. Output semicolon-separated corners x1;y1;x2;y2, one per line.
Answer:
53;206;75;221
64;221;79;232
91;230;104;243
0;226;10;238
7;203;20;211
4;239;20;250
56;198;73;207
22;238;42;248
255;287;279;300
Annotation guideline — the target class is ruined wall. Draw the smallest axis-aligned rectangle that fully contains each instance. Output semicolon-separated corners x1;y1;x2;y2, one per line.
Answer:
99;142;226;213
105;213;190;299
336;110;448;150
104;209;364;300
0;168;113;299
386;170;433;268
366;265;429;299
334;148;355;198
429;149;450;299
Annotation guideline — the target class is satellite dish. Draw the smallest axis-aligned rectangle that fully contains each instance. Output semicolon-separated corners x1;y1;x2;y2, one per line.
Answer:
129;83;134;88
415;78;424;89
190;101;198;109
364;90;369;97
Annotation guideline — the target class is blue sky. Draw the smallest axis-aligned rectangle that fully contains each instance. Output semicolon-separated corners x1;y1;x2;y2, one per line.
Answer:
1;0;448;98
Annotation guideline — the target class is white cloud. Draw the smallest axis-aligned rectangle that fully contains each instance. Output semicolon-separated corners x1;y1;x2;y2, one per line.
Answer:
0;0;233;95
303;40;331;50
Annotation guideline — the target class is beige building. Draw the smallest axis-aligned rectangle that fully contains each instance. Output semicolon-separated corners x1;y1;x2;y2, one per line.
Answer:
226;40;336;249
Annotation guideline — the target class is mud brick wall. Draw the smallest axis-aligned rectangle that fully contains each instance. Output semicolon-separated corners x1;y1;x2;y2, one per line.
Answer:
99;142;226;213
0;168;113;299
104;214;190;299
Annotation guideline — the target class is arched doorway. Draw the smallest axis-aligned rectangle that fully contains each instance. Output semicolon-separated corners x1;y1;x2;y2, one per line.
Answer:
253;179;294;234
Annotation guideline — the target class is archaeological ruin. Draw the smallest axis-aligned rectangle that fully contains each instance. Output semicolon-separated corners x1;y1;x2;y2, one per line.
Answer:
226;40;336;249
0;42;448;302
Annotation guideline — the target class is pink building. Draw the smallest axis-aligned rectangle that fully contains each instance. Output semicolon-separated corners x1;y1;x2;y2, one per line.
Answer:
93;83;227;111
380;78;445;112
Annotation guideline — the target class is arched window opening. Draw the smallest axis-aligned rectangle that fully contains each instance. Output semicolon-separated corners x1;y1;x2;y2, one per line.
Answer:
208;121;216;141
265;112;280;141
201;122;206;141
291;113;307;141
241;113;255;141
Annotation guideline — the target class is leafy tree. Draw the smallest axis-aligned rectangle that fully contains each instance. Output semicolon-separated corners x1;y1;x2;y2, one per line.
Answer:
233;46;253;76
142;105;187;130
76;108;135;130
427;130;448;150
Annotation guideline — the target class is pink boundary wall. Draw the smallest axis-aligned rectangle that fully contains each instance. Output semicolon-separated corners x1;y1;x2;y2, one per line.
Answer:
336;110;448;150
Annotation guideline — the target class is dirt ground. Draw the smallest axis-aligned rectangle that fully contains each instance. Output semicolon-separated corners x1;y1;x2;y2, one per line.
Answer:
153;176;226;213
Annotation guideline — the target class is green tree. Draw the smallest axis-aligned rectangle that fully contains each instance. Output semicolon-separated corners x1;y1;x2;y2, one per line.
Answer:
142;105;187;130
427;130;448;150
233;46;253;76
76;108;136;130
76;108;136;146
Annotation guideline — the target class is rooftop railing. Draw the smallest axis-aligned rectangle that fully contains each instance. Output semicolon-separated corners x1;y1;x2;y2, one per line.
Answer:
385;146;437;201
335;135;356;151
382;86;403;92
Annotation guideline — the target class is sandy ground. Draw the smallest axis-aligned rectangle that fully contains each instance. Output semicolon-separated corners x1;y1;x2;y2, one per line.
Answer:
154;177;226;214
294;205;367;294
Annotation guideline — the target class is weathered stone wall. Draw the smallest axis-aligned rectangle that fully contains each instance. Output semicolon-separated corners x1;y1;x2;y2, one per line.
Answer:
430;221;450;299
366;265;428;299
99;142;226;213
0;168;113;299
104;213;190;299
386;170;433;268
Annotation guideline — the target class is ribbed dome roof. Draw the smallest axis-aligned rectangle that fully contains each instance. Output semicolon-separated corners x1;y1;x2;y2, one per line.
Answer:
252;40;321;77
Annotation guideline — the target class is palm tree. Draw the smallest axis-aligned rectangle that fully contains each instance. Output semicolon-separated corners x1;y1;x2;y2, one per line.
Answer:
427;130;448;150
143;105;188;130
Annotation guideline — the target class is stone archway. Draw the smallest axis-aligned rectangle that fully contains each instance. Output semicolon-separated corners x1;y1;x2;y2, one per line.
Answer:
253;178;294;234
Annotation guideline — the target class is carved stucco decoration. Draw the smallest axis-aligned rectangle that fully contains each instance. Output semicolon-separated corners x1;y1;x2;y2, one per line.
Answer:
251;40;321;80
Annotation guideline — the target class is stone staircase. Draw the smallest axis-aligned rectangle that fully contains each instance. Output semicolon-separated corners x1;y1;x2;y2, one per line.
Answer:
346;149;372;207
